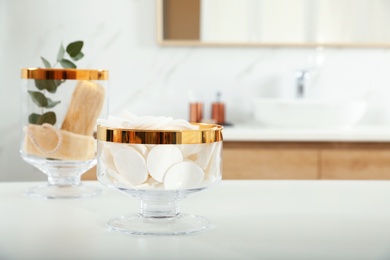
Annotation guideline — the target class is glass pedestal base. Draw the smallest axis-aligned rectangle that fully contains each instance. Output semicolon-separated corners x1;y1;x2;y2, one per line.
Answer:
22;156;101;199
26;183;102;199
105;189;211;235
107;213;210;235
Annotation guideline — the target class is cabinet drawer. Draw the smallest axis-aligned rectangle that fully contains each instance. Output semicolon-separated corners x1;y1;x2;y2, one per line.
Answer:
321;147;390;180
223;142;318;180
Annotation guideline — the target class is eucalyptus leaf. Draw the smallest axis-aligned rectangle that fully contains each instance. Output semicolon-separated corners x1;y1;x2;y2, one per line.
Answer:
40;111;56;125
41;57;51;68
28;40;84;126
57;43;65;62
55;80;63;87
28;113;41;125
28;91;48;107
34;79;61;93
28;112;57;125
70;52;84;61
60;59;76;68
46;97;61;108
34;80;45;91
66;41;83;57
28;90;61;108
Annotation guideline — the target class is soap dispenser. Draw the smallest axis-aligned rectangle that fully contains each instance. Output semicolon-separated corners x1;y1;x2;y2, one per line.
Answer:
211;92;225;125
188;90;203;123
189;102;203;123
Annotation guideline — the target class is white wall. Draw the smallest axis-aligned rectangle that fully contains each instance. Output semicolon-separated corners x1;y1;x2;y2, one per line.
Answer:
2;0;390;181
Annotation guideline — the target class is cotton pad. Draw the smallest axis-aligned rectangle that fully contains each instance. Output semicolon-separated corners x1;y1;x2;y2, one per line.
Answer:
164;161;204;190
205;142;222;177
180;144;202;158
147;145;183;182
100;144;116;171
107;168;129;183
195;142;216;170
131;144;148;157
113;147;148;185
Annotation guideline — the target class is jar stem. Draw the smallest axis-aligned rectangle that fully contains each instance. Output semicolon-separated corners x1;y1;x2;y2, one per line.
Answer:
48;175;81;186
139;191;181;218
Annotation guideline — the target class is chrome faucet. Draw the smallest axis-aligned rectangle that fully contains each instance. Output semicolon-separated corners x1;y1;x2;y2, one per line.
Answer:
295;70;311;99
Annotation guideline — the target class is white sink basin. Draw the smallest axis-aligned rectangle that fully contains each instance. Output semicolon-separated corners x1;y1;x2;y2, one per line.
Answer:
253;98;367;128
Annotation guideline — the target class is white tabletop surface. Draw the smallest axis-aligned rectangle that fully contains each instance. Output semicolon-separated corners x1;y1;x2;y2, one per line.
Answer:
1;180;390;260
223;124;390;142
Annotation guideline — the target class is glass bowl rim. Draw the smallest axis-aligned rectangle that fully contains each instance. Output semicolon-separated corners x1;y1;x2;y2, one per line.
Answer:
97;123;223;144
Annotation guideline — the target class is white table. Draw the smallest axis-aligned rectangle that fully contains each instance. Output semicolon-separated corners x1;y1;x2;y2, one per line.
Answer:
1;180;390;260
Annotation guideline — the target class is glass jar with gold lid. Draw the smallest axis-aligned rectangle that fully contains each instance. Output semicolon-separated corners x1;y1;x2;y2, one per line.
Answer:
96;122;223;235
20;68;108;199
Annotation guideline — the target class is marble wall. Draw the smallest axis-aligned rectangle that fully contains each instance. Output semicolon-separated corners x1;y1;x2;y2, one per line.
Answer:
1;0;390;181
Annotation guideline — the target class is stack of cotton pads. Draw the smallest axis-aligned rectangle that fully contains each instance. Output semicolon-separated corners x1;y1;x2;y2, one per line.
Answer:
97;111;199;130
98;112;221;190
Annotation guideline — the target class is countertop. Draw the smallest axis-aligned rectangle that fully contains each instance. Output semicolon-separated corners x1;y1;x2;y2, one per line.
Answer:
223;124;390;142
1;180;390;260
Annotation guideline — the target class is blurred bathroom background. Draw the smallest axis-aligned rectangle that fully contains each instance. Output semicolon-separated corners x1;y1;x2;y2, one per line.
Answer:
2;0;390;181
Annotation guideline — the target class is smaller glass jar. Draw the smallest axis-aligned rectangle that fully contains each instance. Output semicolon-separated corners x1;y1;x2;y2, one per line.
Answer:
97;123;223;235
20;68;109;199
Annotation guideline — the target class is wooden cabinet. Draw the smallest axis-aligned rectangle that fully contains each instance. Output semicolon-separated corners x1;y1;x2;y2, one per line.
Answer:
223;142;390;180
320;143;390;180
83;141;390;181
82;167;96;180
222;142;318;179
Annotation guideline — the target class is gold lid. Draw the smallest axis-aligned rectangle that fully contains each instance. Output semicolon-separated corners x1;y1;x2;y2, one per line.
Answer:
21;68;109;80
97;123;223;144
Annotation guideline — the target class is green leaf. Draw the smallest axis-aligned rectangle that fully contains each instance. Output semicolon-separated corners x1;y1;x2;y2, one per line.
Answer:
70;51;84;61
41;57;51;68
54;80;63;87
28;113;41;124
46;97;61;108
40;111;56;125
34;79;61;93
28;91;48;107
60;59;76;68
28;91;60;108
66;41;83;58
34;80;45;91
28;112;57;125
57;43;65;62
